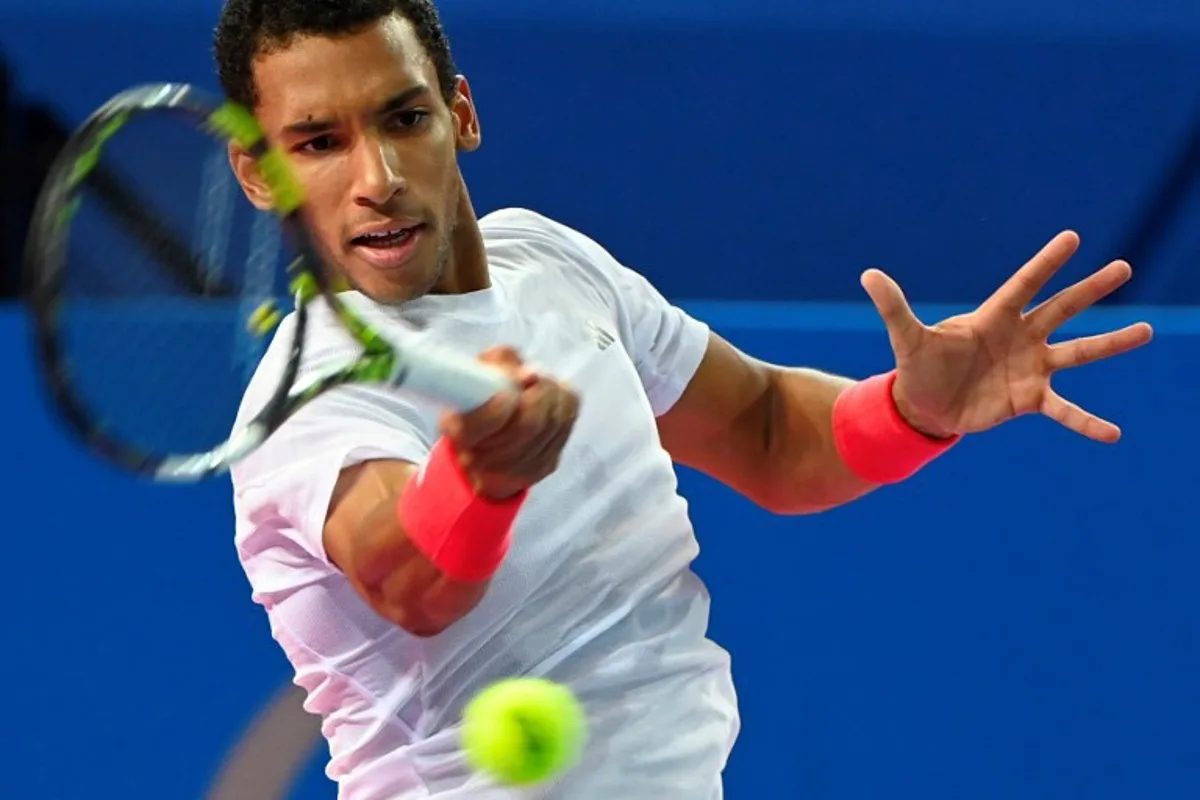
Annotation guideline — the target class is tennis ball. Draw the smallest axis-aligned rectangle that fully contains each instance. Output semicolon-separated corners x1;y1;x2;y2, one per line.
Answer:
462;677;586;786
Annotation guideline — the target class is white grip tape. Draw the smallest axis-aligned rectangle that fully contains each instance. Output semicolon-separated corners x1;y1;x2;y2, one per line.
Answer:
395;346;513;411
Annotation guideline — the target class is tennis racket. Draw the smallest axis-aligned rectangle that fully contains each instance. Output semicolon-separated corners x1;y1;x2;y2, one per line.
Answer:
25;82;511;482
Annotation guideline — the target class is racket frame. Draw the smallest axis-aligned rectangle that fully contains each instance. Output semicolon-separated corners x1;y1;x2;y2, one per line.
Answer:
24;83;450;481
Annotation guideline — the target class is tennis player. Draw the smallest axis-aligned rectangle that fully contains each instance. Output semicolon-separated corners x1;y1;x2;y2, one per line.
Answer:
218;1;1153;797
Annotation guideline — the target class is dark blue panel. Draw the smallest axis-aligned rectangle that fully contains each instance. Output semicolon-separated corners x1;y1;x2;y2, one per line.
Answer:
2;3;1199;303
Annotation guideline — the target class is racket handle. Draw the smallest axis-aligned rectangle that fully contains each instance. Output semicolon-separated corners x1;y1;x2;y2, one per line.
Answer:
395;346;515;411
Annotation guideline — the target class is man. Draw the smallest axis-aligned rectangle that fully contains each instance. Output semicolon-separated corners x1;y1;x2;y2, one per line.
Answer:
218;1;1152;797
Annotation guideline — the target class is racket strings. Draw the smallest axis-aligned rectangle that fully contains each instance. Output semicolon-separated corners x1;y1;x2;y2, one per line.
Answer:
55;111;292;456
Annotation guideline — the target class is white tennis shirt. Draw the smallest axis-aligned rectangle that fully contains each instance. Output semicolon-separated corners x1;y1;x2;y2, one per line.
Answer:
231;208;740;799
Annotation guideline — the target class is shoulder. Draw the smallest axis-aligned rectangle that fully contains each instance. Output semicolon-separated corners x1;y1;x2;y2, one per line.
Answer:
479;207;643;306
479;207;583;247
480;208;614;272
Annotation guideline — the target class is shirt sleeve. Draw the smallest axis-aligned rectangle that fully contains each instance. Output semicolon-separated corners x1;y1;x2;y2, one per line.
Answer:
530;212;711;416
231;384;435;569
605;260;711;416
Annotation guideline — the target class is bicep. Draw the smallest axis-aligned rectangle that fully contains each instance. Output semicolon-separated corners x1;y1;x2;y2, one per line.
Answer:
657;332;856;513
656;332;777;497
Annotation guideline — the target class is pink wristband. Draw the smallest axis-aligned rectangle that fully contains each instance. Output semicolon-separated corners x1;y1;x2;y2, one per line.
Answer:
832;371;960;485
397;438;527;583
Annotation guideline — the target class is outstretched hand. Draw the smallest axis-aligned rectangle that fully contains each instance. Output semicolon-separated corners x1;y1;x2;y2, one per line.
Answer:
862;231;1153;443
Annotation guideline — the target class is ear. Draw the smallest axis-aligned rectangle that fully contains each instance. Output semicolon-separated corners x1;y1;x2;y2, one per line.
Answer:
449;75;481;153
227;140;275;211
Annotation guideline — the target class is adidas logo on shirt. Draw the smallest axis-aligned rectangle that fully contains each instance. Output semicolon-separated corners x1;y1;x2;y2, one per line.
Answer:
586;320;615;351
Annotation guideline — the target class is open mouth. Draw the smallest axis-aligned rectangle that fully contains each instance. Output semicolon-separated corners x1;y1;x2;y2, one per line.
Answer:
349;223;426;270
351;224;423;248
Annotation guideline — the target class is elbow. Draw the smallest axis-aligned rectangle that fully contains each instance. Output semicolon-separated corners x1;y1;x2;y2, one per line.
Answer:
753;487;841;516
753;374;834;516
747;457;853;516
750;465;876;516
754;374;865;516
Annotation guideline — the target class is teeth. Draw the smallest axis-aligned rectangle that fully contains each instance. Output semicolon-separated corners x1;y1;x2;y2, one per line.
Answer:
358;228;412;245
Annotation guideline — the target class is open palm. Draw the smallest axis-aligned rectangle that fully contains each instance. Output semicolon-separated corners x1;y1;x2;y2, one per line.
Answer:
862;231;1154;442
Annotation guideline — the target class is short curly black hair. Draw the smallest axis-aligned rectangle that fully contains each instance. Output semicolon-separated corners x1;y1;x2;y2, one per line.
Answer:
214;0;458;110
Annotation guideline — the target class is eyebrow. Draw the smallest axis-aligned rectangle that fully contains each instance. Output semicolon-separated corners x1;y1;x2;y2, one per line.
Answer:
280;84;433;137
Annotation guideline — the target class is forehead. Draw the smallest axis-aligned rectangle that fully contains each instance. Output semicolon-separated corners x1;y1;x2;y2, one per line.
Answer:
252;13;436;120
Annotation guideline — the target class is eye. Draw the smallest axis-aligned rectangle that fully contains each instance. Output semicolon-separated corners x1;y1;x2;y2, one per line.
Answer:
386;109;430;132
297;134;339;154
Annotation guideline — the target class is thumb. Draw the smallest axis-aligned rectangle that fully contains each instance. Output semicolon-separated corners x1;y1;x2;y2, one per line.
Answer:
477;345;524;373
478;345;538;389
861;268;924;354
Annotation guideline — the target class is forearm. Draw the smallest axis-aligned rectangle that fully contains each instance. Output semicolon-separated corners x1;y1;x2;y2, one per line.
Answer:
755;366;880;514
326;446;521;638
757;363;960;514
658;332;957;516
658;336;885;514
347;493;491;637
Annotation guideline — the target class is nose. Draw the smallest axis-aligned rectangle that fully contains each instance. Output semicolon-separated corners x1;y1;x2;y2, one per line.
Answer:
352;133;406;207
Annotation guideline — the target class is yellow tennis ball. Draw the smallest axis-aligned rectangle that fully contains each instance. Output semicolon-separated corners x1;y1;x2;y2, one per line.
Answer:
462;677;586;786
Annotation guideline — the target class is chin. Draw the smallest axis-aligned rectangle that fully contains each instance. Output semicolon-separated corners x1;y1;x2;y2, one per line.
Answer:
355;282;418;305
340;254;434;300
366;272;441;306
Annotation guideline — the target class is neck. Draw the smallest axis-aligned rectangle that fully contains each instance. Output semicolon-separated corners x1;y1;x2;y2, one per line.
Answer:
431;178;489;295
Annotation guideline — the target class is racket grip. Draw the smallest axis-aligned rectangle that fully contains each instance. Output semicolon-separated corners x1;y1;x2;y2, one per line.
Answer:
396;347;514;411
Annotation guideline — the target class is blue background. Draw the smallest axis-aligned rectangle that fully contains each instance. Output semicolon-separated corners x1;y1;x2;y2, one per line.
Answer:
3;0;1200;304
2;0;1198;797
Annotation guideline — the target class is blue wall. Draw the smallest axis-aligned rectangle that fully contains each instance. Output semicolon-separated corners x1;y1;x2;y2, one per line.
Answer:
3;0;1200;304
3;302;1196;799
3;1;1198;796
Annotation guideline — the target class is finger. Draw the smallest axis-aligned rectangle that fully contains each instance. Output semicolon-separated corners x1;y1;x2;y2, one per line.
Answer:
981;230;1080;315
469;423;571;500
475;412;573;481
860;268;924;354
468;380;553;462
442;390;519;451
521;421;574;482
1040;389;1121;443
438;410;462;442
1027;259;1133;335
480;345;523;367
472;384;575;471
1047;322;1154;371
479;347;539;393
440;346;528;448
508;389;579;476
471;413;557;472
